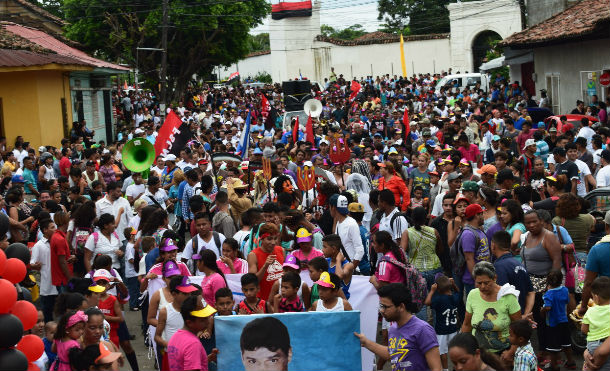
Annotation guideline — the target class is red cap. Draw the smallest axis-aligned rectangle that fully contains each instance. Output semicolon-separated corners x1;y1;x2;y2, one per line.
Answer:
464;204;484;219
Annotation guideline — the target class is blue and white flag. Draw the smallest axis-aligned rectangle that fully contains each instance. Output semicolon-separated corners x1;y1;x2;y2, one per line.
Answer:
237;112;251;159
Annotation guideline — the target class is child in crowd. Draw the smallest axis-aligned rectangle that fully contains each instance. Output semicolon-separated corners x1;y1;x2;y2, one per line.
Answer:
216;237;249;274
310;272;352;312
274;271;305;313
51;310;88;371
214;287;236;316
321;234;354;300
44;321;58;367
424;275;460;371
347;202;372;276
155;275;198;371
124;227;140;311
268;254;311;310
410;186;428;211
94;269;123;348
237;273;270;314
541;270;575;371
582;277;610;356
307;256;330;308
509;319;537;371
291;227;324;270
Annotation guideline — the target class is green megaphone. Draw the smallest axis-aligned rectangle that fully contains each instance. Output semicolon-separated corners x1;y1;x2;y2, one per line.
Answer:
122;138;156;178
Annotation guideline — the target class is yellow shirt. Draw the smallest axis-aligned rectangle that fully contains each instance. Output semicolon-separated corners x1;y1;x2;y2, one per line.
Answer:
582;304;610;341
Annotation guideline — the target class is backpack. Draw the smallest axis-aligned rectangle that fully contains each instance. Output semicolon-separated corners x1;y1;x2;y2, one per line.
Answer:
390;211;410;237
73;227;93;253
378;254;428;312
192;231;222;271
449;225;481;277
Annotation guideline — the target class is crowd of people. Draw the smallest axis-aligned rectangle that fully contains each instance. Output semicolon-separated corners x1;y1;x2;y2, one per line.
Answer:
1;69;610;371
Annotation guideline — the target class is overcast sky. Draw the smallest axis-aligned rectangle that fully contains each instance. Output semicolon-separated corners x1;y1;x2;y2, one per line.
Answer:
251;1;382;34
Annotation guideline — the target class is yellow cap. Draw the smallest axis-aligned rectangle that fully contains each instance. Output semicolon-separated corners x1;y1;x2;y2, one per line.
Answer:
191;305;217;318
315;271;335;288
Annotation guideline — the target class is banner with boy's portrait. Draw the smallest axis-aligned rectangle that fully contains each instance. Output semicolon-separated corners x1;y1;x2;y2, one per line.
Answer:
215;311;361;371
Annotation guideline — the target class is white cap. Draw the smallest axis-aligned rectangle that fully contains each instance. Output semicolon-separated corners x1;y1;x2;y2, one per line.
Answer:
164;154;177;162
320;139;330;146
522;138;536;151
134;128;145;134
38;146;46;153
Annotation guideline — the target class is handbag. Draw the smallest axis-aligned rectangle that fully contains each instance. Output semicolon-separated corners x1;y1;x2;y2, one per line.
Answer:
556;223;576;289
573;255;586;294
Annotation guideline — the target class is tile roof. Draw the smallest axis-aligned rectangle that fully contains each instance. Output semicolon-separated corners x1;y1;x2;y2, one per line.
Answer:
0;49;90;67
1;22;128;70
315;32;450;46
500;0;610;48
11;0;65;25
246;50;271;58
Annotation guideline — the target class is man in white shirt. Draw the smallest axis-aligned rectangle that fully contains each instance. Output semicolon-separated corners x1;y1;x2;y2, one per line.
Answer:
329;194;364;266
29;218;58;322
377;189;409;243
576;117;596;153
143;176;169;209
566;143;596;196
181;212;225;274
96;181;131;241
596;150;610;188
125;172;146;205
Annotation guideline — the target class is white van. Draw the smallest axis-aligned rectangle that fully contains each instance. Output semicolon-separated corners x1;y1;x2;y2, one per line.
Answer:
436;73;490;93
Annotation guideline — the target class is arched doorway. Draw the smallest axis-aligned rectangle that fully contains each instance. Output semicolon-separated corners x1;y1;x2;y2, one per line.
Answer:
472;30;502;72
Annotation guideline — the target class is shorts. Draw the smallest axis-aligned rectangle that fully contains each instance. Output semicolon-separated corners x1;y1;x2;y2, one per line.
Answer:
545;322;571;352
118;320;131;341
587;338;608;355
436;332;457;355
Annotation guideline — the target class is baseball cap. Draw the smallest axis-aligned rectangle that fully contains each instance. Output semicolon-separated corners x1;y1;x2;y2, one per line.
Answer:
376;161;386;168
522;138;536;151
296;228;312;243
86;160;96;167
428;171;439;176
160;239;178;252
422;128;431;136
283;254;300;270
315;271;335;288
426;139;436;147
11;174;24;183
477;164;497;175
92;269;114;282
348;202;365;213
162;261;181;278
462;181;479;192
320;139;330;146
492;135;501;141
459;158;471;167
549;127;557;133
253;148;263;155
94;342;122;365
464;204;484;219
388;147;398;155
164;154;177;162
447;172;462;181
175;276;197;293
134;128;145;134
537;122;546;129
330;194;349;215
453;195;470;205
190;303;217;318
88;283;105;293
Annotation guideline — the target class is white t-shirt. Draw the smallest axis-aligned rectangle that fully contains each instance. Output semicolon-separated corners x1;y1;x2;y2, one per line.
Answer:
30;237;58;296
96;196;132;241
379;208;409;242
125;183;146;200
577;126;595;152
182;232;226;275
574;159;591;196
84;232;123;269
596;164;610;188
138;252;148;276
144;188;169;209
125;242;139;278
334;216;364;261
233;229;251;253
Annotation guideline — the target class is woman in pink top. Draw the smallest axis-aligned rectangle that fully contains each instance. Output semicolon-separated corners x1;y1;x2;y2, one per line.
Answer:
147;238;190;277
216;238;248;274
370;231;407;288
291;227;324;270
194;249;227;307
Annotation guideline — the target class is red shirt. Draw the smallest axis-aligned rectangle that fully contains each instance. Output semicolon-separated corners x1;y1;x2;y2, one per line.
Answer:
458;144;480;163
59;157;71;177
378;175;410;211
50;230;72;286
98;295;119;347
252;246;284;300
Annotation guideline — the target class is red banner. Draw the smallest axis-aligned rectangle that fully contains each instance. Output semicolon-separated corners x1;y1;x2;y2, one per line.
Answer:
293;116;299;144
154;111;183;157
305;114;314;144
349;80;361;102
402;108;410;143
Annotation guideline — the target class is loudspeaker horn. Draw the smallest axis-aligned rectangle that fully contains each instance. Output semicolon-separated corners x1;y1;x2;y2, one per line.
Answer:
303;99;323;118
122;138;156;173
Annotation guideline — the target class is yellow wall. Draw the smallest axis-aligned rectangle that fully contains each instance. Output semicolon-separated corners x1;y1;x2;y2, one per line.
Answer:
0;70;73;149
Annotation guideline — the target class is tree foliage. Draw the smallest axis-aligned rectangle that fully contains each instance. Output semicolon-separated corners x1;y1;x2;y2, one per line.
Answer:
25;0;64;18
321;24;367;40
377;0;456;35
63;0;269;102
247;33;269;53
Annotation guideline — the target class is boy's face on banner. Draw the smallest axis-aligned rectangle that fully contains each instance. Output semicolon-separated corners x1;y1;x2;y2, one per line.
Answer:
241;347;292;371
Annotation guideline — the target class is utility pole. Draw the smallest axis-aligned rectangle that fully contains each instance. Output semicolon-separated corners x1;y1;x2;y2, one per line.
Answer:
160;0;169;113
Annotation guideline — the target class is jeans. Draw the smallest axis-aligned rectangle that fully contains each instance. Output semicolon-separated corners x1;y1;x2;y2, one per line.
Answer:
40;295;57;323
415;268;443;324
454;273;474;323
126;276;140;309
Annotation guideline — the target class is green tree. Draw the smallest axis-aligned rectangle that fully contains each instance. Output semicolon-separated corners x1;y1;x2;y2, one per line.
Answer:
63;0;269;102
320;24;366;40
25;0;64;18
377;0;451;35
247;33;269;53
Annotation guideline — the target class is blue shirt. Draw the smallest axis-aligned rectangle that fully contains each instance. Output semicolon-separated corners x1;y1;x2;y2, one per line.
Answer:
358;225;371;275
145;247;160;273
543;286;569;326
493;253;533;312
514;117;525;130
43;337;57;365
430;292;460;335
586;241;610;277
326;257;351;299
22;168;38;194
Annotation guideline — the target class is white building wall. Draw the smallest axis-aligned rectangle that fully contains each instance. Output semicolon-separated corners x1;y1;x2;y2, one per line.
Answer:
533;38;610;114
448;0;522;72
219;53;272;81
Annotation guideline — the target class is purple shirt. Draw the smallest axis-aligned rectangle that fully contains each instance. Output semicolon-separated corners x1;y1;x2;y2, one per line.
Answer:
388;316;438;371
461;228;491;285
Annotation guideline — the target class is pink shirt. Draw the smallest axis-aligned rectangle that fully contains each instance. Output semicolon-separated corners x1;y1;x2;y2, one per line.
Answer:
201;273;226;307
458;144;480;163
375;251;405;284
216;258;248;275
291;248;324;269
52;339;80;371
167;329;208;371
149;261;191;276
